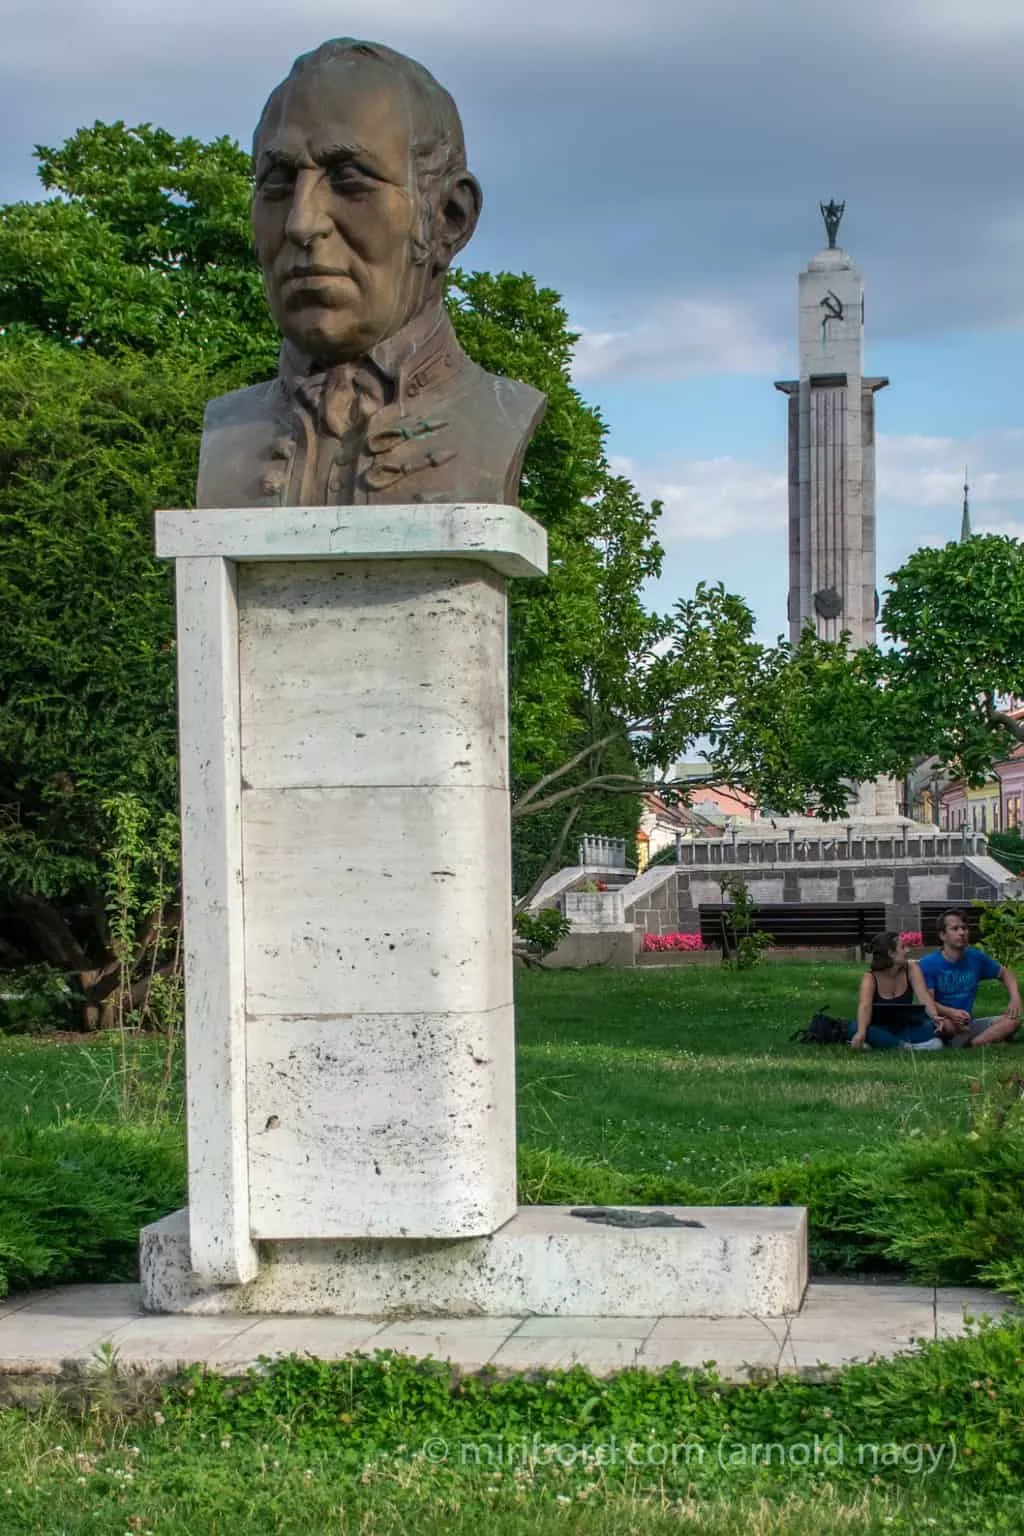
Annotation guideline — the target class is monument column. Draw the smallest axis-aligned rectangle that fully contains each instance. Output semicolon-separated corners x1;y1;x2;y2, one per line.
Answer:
775;201;888;649
776;203;897;817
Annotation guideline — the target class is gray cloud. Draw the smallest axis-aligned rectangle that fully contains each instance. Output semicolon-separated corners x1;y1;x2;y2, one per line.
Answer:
612;451;788;543
2;0;1023;371
573;292;785;381
625;423;1024;639
628;428;1024;548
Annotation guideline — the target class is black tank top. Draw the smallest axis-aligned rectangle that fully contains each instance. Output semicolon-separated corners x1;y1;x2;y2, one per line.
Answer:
870;972;919;1030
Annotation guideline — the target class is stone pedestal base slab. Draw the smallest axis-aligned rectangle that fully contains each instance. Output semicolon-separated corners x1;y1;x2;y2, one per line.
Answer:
140;1205;807;1319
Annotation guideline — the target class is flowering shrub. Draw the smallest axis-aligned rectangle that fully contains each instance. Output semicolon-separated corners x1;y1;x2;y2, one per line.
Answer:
515;908;571;958
900;930;924;948
642;932;706;952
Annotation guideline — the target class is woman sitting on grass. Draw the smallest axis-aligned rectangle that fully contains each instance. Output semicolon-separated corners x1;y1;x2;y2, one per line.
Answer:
849;931;943;1051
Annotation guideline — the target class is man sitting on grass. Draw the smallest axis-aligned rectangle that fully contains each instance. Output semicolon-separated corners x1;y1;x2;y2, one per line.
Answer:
918;910;1022;1047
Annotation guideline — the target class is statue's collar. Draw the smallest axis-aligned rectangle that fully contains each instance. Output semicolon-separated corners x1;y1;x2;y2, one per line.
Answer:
278;304;463;407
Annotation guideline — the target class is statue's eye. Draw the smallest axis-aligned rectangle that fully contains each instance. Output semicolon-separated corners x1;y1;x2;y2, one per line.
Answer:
328;164;372;195
258;166;295;196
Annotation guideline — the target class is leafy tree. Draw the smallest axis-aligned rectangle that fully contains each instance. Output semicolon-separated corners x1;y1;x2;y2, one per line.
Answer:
707;617;908;817
510;587;913;902
0;122;271;374
447;272;660;888
0;122;901;993
0;126;262;1015
0;123;667;952
880;534;1024;782
0;335;199;1016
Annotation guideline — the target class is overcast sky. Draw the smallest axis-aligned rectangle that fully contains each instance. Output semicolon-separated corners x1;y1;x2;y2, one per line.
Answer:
3;0;1023;638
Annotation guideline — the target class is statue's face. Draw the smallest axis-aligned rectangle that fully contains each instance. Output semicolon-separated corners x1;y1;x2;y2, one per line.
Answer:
253;61;428;363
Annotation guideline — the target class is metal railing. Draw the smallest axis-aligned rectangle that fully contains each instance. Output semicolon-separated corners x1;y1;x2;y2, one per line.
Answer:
577;835;628;869
675;829;987;867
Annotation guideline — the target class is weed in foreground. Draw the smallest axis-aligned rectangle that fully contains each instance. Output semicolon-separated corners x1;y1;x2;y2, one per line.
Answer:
1;1321;1023;1533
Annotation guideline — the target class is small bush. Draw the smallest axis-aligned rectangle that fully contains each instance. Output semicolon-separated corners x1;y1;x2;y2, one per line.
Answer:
976;897;1024;970
842;1076;1024;1292
0;965;77;1035
514;908;572;959
731;930;774;969
717;875;773;969
0;1120;185;1295
987;828;1024;875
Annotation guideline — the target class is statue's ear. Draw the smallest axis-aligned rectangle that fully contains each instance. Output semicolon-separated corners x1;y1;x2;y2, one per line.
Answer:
434;171;482;271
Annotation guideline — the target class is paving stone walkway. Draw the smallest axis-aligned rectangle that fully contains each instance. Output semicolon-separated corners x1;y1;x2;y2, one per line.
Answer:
0;1282;1016;1385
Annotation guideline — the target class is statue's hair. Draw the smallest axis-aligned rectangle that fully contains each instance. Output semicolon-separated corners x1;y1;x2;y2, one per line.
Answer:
254;39;470;263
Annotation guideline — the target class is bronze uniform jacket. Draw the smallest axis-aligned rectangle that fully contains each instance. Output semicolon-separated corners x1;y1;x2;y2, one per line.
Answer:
196;311;547;509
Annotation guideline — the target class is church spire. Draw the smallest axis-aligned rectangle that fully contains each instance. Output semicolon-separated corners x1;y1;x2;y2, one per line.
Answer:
960;466;972;542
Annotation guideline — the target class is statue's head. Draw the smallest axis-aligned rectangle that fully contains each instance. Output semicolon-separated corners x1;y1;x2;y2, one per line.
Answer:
252;40;482;364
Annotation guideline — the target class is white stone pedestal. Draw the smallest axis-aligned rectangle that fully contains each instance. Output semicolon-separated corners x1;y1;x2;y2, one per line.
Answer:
149;501;809;1322
141;1205;808;1318
154;505;547;1285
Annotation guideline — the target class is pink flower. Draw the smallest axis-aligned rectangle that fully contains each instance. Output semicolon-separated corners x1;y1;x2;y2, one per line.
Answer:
643;932;705;952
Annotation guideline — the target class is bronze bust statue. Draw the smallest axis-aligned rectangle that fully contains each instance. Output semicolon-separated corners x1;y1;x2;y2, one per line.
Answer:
197;40;546;508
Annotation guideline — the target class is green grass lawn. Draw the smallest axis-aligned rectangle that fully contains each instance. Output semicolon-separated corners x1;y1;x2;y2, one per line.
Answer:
0;962;1022;1533
0;1031;182;1130
1;1321;1023;1534
0;960;1021;1295
2;960;1006;1158
515;962;1008;1183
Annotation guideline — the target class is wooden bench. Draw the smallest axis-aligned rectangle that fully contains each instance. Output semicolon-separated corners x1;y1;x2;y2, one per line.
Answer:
698;903;887;955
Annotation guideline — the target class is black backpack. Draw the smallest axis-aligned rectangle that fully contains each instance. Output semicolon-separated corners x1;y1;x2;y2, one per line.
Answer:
791;1011;852;1045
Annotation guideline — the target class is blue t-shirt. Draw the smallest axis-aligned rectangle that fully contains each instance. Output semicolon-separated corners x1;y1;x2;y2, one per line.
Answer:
918;946;1001;1014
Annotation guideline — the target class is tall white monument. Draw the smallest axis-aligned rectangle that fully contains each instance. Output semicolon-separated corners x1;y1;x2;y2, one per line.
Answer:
775;202;898;818
775;201;888;649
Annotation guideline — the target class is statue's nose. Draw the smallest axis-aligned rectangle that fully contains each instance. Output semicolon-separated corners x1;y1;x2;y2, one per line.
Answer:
284;173;333;246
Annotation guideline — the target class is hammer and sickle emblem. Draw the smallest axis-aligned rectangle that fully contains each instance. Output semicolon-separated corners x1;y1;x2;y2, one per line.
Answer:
820;290;844;322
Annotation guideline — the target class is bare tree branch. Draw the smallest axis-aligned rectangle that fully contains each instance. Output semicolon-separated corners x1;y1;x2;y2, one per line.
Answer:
988;706;1024;742
514;770;718;820
513;725;637;812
